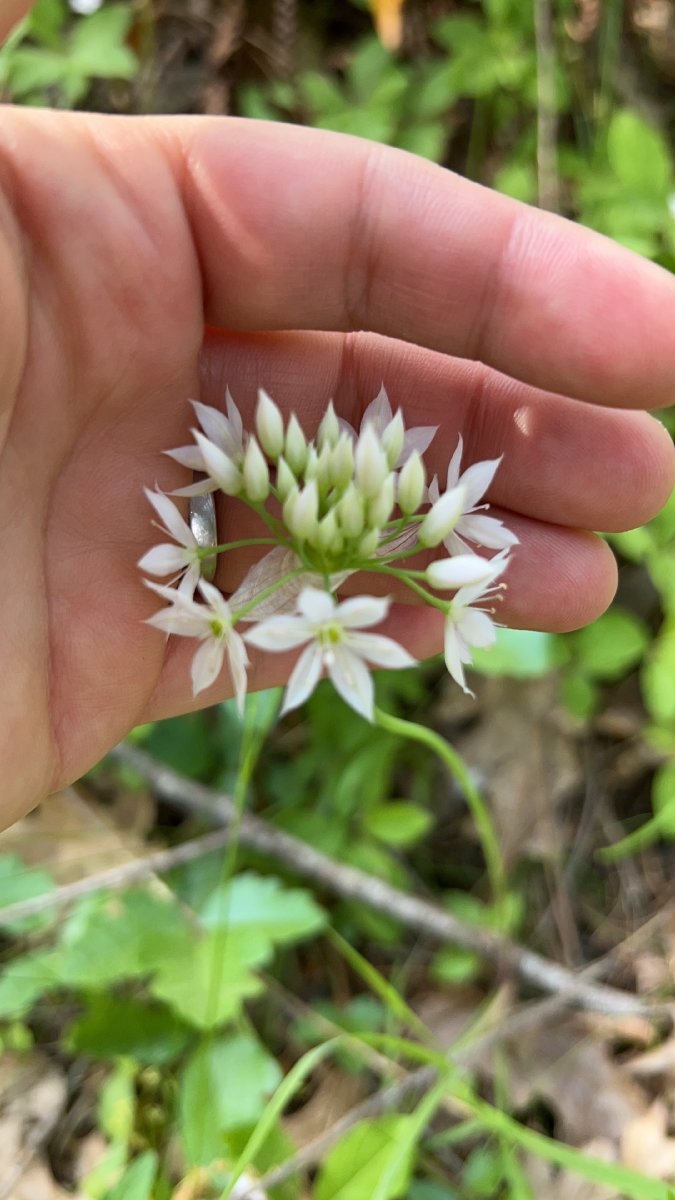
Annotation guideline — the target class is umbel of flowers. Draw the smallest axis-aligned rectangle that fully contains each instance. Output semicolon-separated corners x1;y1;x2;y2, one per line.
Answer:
139;388;517;721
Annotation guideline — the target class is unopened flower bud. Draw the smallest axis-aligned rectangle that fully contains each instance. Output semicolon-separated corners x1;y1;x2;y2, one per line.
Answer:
276;455;295;502
314;509;339;553
397;451;426;515
194;431;242;496
367;474;395;528
418;485;466;548
285;414;308;475
243;436;270;502
255;389;285;460
356;529;380;559
329;433;355;489
304;445;319;482
426;554;495;590
354;424;390;499
317;401;340;450
338;485;365;538
288;480;319;540
314;443;333;492
381;410;405;468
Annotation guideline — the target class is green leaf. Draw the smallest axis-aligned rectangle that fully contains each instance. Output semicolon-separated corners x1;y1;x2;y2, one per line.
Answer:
150;928;268;1030
431;946;482;986
314;1115;416;1200
642;628;675;724
569;608;649;681
27;0;66;47
68;4;137;79
472;628;556;679
363;801;433;847
68;995;192;1064
105;1150;157;1200
607;110;671;196
0;950;62;1019
58;888;193;988
7;46;67;95
0;854;56;934
298;70;345;116
98;1061;137;1144
180;1033;282;1166
559;672;599;720
198;872;325;948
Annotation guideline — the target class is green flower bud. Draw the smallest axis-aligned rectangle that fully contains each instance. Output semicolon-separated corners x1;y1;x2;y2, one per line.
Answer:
337;484;365;538
418;485;466;548
397;451;426;515
329;433;355;489
255;389;285;460
367;474;395;528
356;529;379;559
354;424;390;499
276;455;296;502
285;414;308;475
317;400;341;450
381;410;405;468
243;435;270;502
287;480;319;540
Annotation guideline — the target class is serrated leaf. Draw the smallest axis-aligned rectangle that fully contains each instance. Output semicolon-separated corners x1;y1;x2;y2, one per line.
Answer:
58;889;193;988
150;928;268;1029
68;995;191;1063
180;1033;282;1166
198;872;325;947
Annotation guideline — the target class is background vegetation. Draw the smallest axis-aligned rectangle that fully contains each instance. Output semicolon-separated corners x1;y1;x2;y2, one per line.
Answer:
1;1;675;1196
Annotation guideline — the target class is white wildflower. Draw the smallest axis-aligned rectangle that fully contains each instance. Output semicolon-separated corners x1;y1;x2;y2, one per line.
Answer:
428;436;519;555
418;485;466;548
244;588;416;721
443;552;510;696
166;393;245;496
137;489;202;597
145;580;249;707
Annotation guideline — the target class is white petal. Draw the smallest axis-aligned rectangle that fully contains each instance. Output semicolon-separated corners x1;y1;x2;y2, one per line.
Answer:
197;579;233;618
459;608;497;649
297;588;336;624
454;552;509;606
281;643;324;713
335;594;390;629
164;445;205;471
244;615;311;652
345;631;416;669
144;489;194;547
194;432;242;495
146;606;209;639
178;564;200;598
191;637;225;695
427;475;440;504
225;388;244;446
227;632;250;714
193;399;241;459
460;458;501;509
170;478;218;498
445;435;463;490
329;647;375;721
138;544;190;576
458;512;519;549
444;623;471;695
361;385;392;435
398;424;438;464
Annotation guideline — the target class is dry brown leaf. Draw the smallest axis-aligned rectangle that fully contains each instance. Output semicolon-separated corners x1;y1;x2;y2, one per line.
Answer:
452;677;581;869
0;1052;67;1187
499;1017;647;1146
283;1066;366;1147
621;1100;675;1178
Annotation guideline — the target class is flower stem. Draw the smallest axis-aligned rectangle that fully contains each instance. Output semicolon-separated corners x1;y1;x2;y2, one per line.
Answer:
374;707;507;914
366;564;449;613
197;537;278;560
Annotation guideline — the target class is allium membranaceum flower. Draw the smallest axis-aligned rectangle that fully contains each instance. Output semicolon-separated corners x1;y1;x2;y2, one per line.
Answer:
140;387;516;717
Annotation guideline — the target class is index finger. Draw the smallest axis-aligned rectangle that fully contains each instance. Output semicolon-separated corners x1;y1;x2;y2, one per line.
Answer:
180;118;675;409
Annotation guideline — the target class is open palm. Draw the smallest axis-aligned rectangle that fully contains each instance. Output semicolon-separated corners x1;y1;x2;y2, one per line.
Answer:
1;106;673;826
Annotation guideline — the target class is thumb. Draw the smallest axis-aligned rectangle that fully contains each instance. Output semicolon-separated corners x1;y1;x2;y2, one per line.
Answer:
0;0;32;40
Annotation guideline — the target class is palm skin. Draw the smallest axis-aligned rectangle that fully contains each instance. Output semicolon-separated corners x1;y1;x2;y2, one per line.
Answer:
0;105;673;828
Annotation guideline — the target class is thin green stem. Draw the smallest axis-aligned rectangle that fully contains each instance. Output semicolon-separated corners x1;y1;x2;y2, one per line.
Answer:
374;707;507;913
197;537;278;560
367;564;449;613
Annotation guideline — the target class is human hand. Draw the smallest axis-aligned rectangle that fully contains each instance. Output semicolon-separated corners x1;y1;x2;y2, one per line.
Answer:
0;105;672;826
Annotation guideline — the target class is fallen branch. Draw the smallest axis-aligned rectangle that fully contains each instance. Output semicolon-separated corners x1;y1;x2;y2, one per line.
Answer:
108;742;670;1020
0;825;233;927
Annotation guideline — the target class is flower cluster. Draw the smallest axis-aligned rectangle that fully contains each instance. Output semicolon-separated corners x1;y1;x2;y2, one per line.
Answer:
140;387;517;719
